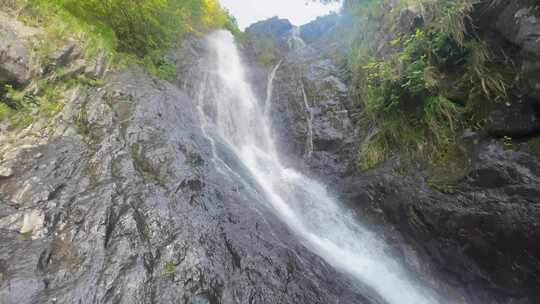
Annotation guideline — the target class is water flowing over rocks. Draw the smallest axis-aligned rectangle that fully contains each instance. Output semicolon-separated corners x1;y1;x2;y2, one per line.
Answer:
249;4;540;302
2;1;540;303
0;14;372;303
0;65;373;303
343;141;540;303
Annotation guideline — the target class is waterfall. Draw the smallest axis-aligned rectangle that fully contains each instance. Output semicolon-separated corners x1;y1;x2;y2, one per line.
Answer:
264;60;282;116
287;26;306;50
197;30;444;304
301;82;314;157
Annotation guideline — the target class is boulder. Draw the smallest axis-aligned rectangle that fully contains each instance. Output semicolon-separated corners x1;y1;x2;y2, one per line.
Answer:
84;51;108;79
0;12;41;87
482;96;540;137
0;166;13;178
60;59;87;78
492;2;540;97
496;3;540;58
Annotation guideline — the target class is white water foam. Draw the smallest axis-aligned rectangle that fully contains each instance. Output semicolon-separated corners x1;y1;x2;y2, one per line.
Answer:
197;30;444;304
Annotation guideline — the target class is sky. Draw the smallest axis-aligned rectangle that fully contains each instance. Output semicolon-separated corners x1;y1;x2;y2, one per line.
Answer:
219;0;342;29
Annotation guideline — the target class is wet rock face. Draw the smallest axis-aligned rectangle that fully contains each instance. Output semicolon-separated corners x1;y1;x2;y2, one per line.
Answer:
261;3;540;303
491;2;540;99
343;139;540;304
0;63;368;304
496;1;540;58
483;96;540;137
268;45;357;183
0;12;370;303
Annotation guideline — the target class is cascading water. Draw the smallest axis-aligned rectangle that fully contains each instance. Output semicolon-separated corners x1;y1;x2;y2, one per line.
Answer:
287;26;306;50
301;82;314;158
197;30;444;304
264;60;282;116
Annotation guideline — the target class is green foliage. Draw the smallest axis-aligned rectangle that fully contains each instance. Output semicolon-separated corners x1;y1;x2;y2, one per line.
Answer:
465;39;512;101
244;35;280;67
164;261;176;274
343;0;390;19
11;0;117;59
1;84;36;128
358;28;468;170
74;105;90;137
502;136;514;150
143;53;177;79
75;75;105;88
430;0;475;46
59;0;230;57
1;0;237;128
0;103;10;121
346;0;516;171
20;230;33;241
0;72;100;129
528;137;540;156
12;0;238;63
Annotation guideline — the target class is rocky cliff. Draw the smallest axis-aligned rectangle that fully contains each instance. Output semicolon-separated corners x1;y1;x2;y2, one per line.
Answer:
0;11;373;304
249;1;540;303
2;1;540;304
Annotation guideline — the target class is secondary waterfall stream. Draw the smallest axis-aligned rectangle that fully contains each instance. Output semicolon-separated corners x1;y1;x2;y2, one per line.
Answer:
264;60;282;116
197;30;443;304
301;82;314;158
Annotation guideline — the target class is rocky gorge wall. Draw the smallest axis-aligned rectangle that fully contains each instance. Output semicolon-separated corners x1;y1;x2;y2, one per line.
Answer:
246;1;540;303
0;11;375;304
1;1;540;303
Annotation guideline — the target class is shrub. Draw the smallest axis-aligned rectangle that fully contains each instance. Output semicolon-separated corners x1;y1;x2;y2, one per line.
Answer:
59;0;230;57
14;0;237;59
1;0;238;127
529;137;540;156
245;35;280;66
358;28;468;169
346;0;516;171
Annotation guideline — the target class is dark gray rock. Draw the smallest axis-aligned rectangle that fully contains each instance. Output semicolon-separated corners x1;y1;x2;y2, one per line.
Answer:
483;96;540;137
342;139;540;304
260;1;540;302
268;43;357;185
83;52;108;79
0;63;368;304
48;41;82;67
496;2;540;58
489;1;540;99
59;59;87;78
0;12;40;87
245;17;293;42
299;13;339;44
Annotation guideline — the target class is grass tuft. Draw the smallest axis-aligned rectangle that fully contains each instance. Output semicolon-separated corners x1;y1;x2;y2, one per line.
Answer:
345;0;517;172
528;137;540;156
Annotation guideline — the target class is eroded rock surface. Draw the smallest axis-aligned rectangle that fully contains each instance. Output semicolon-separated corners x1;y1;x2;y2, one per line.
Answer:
343;139;540;303
250;5;540;303
0;63;368;304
